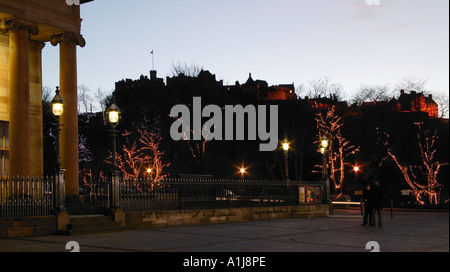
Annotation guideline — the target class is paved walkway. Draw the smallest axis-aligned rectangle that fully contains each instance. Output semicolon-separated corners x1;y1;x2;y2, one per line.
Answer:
0;209;448;253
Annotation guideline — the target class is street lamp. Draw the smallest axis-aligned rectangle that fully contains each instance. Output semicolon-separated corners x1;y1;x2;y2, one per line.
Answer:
51;87;64;172
320;135;330;204
321;136;329;150
353;164;361;194
283;140;289;182
240;167;246;181
106;101;121;210
51;87;65;212
147;168;152;180
106;102;121;170
282;142;289;153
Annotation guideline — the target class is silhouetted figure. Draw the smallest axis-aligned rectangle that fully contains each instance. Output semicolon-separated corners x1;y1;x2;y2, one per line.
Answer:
370;181;383;228
361;183;373;226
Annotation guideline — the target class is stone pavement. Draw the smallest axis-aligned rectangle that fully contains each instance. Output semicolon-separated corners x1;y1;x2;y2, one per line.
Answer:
0;209;448;253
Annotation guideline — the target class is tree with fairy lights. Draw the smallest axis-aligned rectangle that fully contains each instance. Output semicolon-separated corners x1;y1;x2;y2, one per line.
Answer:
313;103;360;195
379;123;448;205
106;117;170;185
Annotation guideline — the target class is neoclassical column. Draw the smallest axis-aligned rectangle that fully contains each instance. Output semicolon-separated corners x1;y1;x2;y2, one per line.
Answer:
51;32;85;199
0;19;39;178
29;41;46;178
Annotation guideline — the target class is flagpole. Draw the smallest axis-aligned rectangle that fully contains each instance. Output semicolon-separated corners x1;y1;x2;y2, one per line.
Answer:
151;50;154;70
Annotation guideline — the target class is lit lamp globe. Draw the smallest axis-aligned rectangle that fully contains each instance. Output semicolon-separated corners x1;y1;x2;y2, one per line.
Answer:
106;103;121;128
321;135;329;149
282;142;289;152
51;87;64;117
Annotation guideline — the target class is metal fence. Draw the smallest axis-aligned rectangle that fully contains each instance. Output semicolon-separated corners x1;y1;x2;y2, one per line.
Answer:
119;178;299;212
77;181;111;215
5;174;445;218
0;176;55;218
1;176;300;217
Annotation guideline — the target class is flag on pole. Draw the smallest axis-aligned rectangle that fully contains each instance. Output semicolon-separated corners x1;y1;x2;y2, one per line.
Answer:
151;50;154;70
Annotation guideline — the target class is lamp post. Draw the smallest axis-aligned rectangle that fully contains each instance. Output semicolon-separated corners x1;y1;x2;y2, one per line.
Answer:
320;135;330;204
51;87;65;212
147;168;153;181
240;167;246;181
106;102;120;171
51;87;64;172
282;140;289;182
353;164;361;196
106;102;121;210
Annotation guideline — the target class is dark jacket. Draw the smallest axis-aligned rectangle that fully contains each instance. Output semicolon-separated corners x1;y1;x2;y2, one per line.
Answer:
362;187;371;210
370;185;383;209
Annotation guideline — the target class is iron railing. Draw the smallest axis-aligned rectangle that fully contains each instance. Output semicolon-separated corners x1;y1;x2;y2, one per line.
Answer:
3;174;448;218
77;181;110;215
119;178;299;212
0;176;55;218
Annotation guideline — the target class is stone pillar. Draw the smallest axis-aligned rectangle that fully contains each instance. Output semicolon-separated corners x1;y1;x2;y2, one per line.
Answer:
29;41;45;178
109;170;125;224
0;19;39;178
51;33;85;205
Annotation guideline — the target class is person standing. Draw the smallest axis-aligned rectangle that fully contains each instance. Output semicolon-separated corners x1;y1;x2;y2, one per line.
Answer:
370;181;383;228
361;183;372;226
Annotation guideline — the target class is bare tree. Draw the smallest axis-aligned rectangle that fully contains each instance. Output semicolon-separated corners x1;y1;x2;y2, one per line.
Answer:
42;86;53;103
350;84;392;105
114;131;149;180
169;113;209;174
94;88;108;113
108;128;170;183
379;123;448;205
314;103;360;194
169;61;203;77
105;113;170;184
395;77;428;93
139;128;170;182
433;91;449;119
94;87;112;124
294;84;306;99
78;84;92;114
301;76;346;101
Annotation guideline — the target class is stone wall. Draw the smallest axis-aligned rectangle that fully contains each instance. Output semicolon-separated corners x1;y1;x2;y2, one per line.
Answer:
0;216;57;238
125;205;329;229
0;205;330;238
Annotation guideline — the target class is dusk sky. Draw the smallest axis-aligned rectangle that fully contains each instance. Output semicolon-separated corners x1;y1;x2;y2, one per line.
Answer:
42;0;449;110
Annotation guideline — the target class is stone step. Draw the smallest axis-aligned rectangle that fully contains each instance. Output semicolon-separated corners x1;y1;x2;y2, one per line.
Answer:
62;215;134;236
70;215;114;224
69;221;124;231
